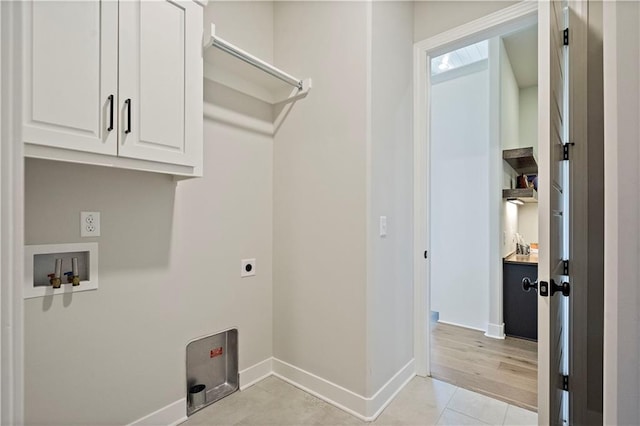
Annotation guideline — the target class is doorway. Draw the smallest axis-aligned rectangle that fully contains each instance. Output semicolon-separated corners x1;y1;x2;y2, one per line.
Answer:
420;17;540;413
415;1;597;424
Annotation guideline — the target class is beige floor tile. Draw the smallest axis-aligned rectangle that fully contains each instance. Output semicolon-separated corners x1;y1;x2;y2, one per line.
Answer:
235;383;330;425
183;385;276;425
502;405;537;426
437;408;490;425
398;376;458;409
373;379;447;425
183;375;522;426
446;388;509;425
373;406;442;426
255;376;301;396
308;404;364;426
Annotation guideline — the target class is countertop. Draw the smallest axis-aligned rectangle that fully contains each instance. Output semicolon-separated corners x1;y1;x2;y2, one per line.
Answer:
503;252;538;265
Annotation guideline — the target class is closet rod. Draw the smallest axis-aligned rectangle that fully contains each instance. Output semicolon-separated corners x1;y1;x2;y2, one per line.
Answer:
209;29;303;90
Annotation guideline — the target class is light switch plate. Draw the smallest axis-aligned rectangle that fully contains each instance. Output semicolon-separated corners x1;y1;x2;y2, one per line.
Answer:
379;216;387;237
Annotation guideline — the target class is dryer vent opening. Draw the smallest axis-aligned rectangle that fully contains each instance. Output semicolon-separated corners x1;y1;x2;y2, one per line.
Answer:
186;328;238;416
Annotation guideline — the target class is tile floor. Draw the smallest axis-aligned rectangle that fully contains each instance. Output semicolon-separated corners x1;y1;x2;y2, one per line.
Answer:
184;376;537;426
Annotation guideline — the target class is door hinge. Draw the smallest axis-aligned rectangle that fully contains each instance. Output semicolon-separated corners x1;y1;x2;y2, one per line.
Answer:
563;142;574;160
563;259;569;275
562;375;569;391
424;250;428;259
563;28;569;46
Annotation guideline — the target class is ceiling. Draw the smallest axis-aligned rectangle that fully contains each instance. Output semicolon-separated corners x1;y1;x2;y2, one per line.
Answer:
502;25;538;88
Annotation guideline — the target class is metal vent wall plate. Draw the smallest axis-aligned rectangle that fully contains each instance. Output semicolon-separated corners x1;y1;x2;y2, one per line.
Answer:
186;328;239;416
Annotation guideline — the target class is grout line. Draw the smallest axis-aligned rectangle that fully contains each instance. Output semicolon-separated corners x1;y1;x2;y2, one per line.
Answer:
445;386;459;408
440;406;492;425
502;404;510;425
445;387;508;426
436;386;459;423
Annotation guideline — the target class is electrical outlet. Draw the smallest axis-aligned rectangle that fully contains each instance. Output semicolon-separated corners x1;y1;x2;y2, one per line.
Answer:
80;212;101;237
241;259;256;277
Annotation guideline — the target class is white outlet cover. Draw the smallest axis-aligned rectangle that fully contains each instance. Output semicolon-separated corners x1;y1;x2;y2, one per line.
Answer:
241;259;256;277
80;212;101;237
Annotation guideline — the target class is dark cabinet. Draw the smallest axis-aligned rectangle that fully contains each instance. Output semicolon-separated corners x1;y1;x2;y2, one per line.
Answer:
503;261;538;340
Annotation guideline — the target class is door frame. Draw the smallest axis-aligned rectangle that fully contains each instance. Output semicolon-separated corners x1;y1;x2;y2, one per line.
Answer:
602;1;640;424
414;1;591;424
412;0;538;378
1;1;25;424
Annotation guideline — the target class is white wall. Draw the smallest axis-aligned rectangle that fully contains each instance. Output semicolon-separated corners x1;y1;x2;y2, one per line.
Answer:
503;202;519;257
205;1;273;63
500;39;520;152
430;65;490;331
23;3;274;424
368;0;414;396
500;43;539;252
500;38;521;260
273;1;415;408
519;85;538;157
517;85;538;246
603;1;640;424
273;1;369;397
413;1;519;42
517;203;538;245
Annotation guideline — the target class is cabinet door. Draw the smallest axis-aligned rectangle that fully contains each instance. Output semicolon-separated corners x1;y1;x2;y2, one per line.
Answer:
23;1;118;155
118;0;202;167
503;263;538;340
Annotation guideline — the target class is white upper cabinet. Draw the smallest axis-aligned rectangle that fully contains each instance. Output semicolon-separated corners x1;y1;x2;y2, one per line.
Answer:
23;1;118;155
118;0;202;167
22;0;204;177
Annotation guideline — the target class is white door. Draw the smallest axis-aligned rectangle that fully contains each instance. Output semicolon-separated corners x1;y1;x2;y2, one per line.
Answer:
538;1;571;424
22;0;118;155
118;0;202;167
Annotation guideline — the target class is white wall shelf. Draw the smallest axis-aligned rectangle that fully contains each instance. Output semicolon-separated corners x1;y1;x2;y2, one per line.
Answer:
24;242;99;299
204;25;311;105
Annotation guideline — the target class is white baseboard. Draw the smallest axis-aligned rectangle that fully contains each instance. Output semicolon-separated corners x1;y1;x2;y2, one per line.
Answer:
437;319;486;333
127;398;187;426
273;357;415;421
272;358;368;419
366;359;416;419
128;356;414;425
240;358;273;390
128;357;273;426
485;322;506;339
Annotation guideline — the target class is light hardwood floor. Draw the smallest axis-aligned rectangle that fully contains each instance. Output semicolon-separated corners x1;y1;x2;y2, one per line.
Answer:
430;322;538;412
